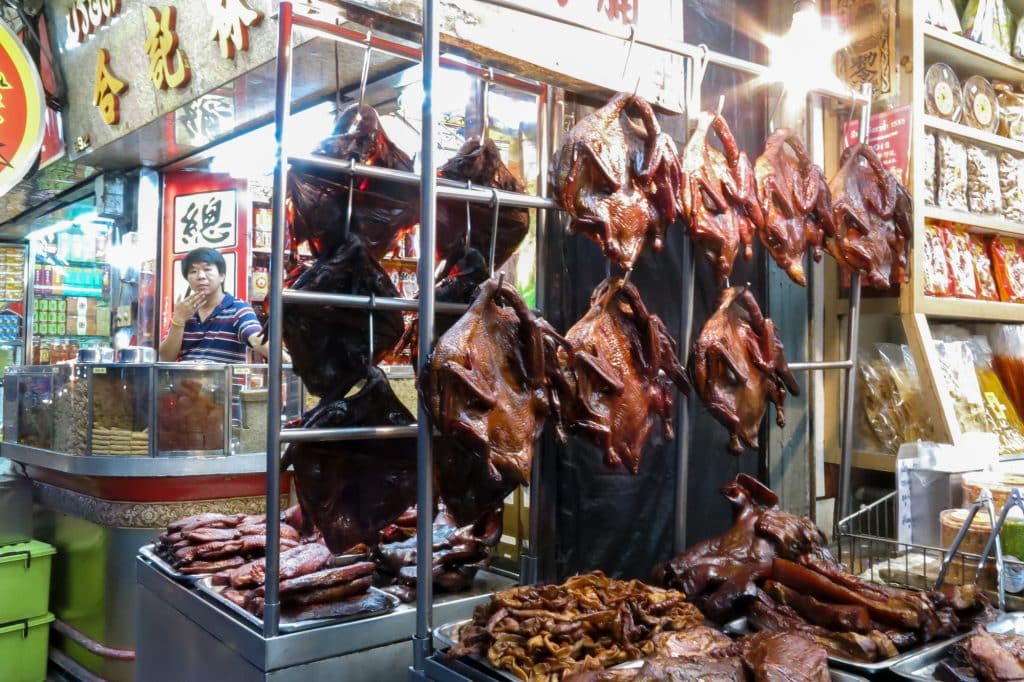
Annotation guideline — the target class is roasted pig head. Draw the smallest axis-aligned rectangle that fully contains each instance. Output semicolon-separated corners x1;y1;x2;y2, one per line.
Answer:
436;138;530;274
754;129;834;286
680;112;764;282
827;143;912;289
420;277;551;525
690;287;799;453
282;367;418;553
287;103;417;260
555;277;688;473
282;232;405;397
550;93;684;270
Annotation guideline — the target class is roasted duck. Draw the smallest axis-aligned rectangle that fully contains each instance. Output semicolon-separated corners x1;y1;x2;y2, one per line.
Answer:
754;130;834;286
826;143;912;289
282;367;418;553
282;232;405;398
436;138;530;274
287;103;417;260
555;277;688;473
691;287;799;453
680;112;764;282
550;93;684;270
420;277;554;525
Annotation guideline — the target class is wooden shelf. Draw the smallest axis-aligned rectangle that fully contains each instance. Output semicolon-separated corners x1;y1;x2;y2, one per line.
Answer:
917;295;1024;322
922;206;1024;238
923;24;1024;82
825;449;896;473
923;115;1024;155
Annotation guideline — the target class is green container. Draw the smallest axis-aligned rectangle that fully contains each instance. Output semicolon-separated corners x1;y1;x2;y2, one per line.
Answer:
0;612;54;682
0;540;55;622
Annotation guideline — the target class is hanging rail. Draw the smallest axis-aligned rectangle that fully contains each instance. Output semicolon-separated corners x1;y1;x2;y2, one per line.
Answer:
279;424;419;442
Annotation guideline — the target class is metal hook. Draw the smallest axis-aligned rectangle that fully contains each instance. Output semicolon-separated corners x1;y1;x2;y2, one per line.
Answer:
368;291;376;359
344;158;357;238
464;179;474;249
716;94;725;116
358;30;373;111
481;67;493;140
489;188;500;276
622;268;633;286
688;44;711;114
621;26;638;86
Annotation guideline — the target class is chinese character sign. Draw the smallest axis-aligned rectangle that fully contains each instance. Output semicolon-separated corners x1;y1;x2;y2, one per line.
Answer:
92;48;126;125
835;0;894;96
173;190;238;253
144;6;191;90
208;0;263;60
67;0;123;45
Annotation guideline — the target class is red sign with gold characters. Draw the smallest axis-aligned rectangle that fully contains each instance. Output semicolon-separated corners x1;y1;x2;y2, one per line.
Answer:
0;19;44;198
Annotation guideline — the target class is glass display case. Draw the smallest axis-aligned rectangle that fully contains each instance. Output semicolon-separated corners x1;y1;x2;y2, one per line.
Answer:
229;365;303;454
87;363;152;455
5;365;73;450
155;364;229;456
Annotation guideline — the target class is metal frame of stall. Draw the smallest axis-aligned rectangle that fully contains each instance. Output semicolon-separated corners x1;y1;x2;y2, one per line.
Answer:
260;2;877;679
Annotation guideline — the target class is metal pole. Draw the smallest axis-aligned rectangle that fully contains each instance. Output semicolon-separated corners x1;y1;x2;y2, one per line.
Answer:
263;0;295;639
413;0;439;674
674;238;695;554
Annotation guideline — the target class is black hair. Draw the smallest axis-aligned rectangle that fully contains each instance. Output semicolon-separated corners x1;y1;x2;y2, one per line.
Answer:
181;247;226;278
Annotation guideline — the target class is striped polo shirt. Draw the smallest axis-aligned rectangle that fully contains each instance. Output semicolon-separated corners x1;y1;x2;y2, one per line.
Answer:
178;293;262;364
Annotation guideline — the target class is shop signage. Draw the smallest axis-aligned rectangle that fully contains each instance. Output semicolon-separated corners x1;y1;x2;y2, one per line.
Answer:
835;0;895;97
551;0;637;27
92;48;126;125
208;0;263;60
842;104;911;185
67;0;123;45
0;19;46;199
144;6;191;90
172;189;238;253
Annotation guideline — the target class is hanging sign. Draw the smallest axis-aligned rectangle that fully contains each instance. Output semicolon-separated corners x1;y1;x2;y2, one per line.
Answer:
0;20;45;199
842;104;911;185
835;0;895;97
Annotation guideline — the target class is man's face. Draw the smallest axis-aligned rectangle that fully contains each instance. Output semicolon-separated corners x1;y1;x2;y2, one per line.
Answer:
187;261;225;296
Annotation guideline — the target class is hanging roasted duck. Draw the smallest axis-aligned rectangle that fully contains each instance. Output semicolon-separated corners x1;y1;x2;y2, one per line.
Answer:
554;277;689;473
281;367;419;553
680;112;764;282
420;277;554;525
436;137;530;275
550;93;684;270
754;129;834;286
282;232;405;397
690;287;799;453
287;103;418;261
826;143;912;289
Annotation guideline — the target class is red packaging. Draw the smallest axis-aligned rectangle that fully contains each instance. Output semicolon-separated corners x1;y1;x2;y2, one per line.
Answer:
970;234;1000;301
991;236;1024;303
923;222;952;297
943;227;978;298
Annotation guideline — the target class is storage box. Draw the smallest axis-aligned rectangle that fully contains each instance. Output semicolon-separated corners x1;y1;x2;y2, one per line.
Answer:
0;612;54;682
0;475;31;545
0;540;55;623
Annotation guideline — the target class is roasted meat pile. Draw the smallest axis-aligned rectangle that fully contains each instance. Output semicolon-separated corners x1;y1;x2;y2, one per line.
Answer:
282;367;418;554
154;512;302;576
660;474;993;662
753;130;833;287
554;277;688;472
826;143;912;289
550;93;683;270
691;287;799;454
948;629;1024;682
680;112;764;282
287;103;417;260
450;571;704;680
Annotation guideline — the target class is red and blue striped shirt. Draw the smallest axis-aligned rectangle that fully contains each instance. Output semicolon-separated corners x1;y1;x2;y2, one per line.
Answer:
178;293;262;364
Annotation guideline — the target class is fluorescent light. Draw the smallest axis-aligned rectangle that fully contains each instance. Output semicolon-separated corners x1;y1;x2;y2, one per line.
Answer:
765;1;848;107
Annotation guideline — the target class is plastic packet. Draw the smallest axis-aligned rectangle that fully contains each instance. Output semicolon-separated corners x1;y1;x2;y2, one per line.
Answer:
944;226;979;298
967;145;1002;214
968;336;1024;455
963;0;1013;54
856;344;936;455
925;0;964;31
999;152;1024;222
996;83;1024;141
990;324;1024;420
923;133;937;206
970;233;1000;300
937;134;969;211
934;339;990;434
991;236;1024;302
924;221;952;296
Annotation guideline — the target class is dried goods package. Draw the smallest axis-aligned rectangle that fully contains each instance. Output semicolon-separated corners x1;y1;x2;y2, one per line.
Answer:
923;133;937;206
999;152;1024;222
944;226;979;298
857;344;937;455
924;0;963;31
970;233;1000;300
966;144;1001;214
990;325;1024;421
963;0;1013;54
934;339;989;434
970;337;1024;455
923;222;951;296
996;84;1024;141
991;236;1024;302
937;134;968;211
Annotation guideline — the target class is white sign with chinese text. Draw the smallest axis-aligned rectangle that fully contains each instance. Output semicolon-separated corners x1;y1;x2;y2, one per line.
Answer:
172;189;238;254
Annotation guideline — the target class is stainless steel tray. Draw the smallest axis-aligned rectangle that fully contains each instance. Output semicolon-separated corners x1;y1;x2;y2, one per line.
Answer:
890;612;1024;681
195;576;399;634
138;544;200;584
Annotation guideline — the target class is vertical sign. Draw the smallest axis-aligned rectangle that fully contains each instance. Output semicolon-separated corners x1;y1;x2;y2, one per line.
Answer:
835;0;895;97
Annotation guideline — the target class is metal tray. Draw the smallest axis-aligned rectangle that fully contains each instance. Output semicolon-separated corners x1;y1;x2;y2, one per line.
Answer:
138;544;200;584
890;612;1024;681
723;617;971;674
196;576;399;634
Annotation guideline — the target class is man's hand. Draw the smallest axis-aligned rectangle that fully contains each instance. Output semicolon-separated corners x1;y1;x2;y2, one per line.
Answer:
171;293;205;326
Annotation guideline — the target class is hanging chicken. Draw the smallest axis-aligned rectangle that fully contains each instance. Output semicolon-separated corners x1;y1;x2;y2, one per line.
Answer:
420;277;555;525
550;93;684;270
680;112;764;282
826;143;912;289
554;278;688;473
754;130;834;286
288;103;418;261
691;287;799;453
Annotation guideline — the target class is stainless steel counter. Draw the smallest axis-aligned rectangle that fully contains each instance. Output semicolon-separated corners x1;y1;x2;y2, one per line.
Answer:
3;443;269;477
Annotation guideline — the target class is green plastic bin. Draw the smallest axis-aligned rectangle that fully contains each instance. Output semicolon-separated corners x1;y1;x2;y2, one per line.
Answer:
0;612;54;682
0;540;55;622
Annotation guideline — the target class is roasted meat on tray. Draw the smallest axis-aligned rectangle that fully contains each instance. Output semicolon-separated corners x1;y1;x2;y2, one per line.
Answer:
420;277;556;525
754;130;834;286
287;103;417;260
436;138;530;275
740;631;829;682
282;367;418;553
554;277;688;473
154;512;303;576
550;93;684;270
952;629;1024;682
680;112;764;282
690;287;799;453
282;232;405;398
826;143;912;289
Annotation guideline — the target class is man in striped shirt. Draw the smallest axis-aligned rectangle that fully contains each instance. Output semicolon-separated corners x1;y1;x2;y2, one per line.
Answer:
158;248;285;363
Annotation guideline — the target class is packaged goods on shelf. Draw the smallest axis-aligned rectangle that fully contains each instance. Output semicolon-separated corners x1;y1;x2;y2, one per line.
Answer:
997;83;1024;141
963;0;1013;55
998;152;1024;222
963;75;1000;131
935;339;990;434
970;233;1001;299
966;145;1002;214
991;236;1024;302
945;226;980;297
938;134;969;211
924;222;952;296
990;324;1024;419
857;344;936;455
925;0;963;32
969;336;1024;455
924;134;937;206
926;63;964;122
